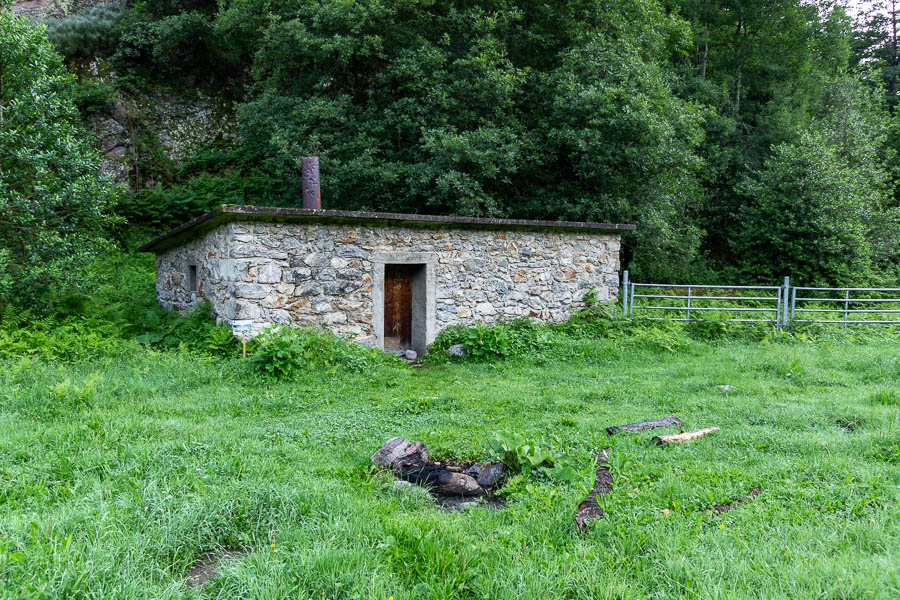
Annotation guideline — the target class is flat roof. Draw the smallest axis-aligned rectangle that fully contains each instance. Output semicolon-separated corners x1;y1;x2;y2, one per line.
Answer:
139;205;636;253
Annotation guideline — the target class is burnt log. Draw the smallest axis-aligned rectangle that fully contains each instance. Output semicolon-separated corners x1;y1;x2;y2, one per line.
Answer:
574;448;613;531
401;464;484;496
652;427;720;445
606;416;683;435
465;462;505;488
371;437;428;473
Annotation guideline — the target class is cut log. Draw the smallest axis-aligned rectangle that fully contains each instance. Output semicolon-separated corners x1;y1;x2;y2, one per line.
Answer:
574;448;612;531
652;427;720;445
606;416;683;435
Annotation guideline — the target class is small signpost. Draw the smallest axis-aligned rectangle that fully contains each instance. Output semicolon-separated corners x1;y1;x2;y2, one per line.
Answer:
231;320;253;358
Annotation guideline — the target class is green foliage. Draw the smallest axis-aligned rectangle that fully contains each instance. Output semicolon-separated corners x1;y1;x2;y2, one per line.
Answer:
0;13;120;307
43;3;126;58
686;313;732;341
218;0;706;272
206;325;239;357
0;316;136;361
71;77;117;114
428;317;555;361
564;294;632;338
116;141;294;233
113;7;240;82
0;251;236;359
487;431;577;481
250;325;405;379
734;78;898;285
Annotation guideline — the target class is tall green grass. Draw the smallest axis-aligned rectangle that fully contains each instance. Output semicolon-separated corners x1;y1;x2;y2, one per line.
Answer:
1;331;897;598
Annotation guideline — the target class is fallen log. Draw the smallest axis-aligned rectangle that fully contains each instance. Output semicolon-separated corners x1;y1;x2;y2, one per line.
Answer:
606;416;683;435
705;487;760;514
574;448;613;531
652;427;720;445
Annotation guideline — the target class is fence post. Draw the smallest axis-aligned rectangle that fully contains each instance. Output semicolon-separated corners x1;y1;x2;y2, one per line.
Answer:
843;289;850;331
622;270;629;316
629;282;635;317
781;276;790;330
686;286;692;322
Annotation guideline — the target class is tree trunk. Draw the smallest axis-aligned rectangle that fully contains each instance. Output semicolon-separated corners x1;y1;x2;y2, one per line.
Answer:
699;22;710;79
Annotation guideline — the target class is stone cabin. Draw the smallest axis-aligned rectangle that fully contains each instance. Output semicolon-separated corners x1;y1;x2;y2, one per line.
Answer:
140;205;635;355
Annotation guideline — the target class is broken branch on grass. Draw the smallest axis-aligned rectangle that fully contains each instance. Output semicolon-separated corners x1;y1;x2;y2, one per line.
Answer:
606;416;683;435
574;448;613;531
652;427;720;445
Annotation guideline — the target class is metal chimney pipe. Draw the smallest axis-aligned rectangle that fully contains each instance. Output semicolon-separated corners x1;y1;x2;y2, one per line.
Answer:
301;156;321;210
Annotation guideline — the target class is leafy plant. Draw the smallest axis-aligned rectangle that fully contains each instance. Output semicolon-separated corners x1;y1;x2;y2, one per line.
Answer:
250;325;405;379
428;317;558;362
206;325;239;357
487;431;578;480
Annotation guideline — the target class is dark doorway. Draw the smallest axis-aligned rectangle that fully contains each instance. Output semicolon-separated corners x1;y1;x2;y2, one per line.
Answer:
384;264;420;350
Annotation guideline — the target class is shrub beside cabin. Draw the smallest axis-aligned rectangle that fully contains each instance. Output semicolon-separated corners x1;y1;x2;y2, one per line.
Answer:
140;205;634;355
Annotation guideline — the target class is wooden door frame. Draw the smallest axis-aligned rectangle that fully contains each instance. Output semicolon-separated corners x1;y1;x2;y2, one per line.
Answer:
372;252;436;355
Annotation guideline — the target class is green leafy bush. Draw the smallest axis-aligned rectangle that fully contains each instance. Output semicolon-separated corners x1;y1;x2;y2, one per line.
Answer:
43;3;127;58
488;431;578;481
563;292;631;338
0;317;137;361
250;326;405;379
428;317;556;361
0;12;121;308
686;313;732;341
113;9;240;81
207;326;239;357
72;78;117;115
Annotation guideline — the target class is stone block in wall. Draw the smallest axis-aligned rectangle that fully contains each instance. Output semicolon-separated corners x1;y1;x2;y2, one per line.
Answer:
269;309;292;325
284;268;313;282
224;299;262;320
231;283;269;299
208;259;249;282
257;264;282;283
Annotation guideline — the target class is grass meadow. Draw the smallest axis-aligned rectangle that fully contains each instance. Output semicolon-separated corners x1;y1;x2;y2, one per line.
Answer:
1;332;898;599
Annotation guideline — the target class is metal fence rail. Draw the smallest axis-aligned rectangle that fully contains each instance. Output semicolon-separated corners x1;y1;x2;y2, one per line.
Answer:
622;272;786;326
621;272;900;330
790;287;900;329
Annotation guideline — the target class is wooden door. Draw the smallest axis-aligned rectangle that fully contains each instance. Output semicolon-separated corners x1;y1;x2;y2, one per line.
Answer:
384;265;414;349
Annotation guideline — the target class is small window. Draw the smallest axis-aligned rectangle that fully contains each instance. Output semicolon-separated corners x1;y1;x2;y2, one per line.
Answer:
188;265;198;293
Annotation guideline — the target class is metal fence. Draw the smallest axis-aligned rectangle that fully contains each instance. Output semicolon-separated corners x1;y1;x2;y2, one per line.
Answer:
790;286;900;329
621;272;900;329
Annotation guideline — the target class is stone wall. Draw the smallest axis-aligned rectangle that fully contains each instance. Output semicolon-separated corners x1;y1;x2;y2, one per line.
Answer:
155;220;621;346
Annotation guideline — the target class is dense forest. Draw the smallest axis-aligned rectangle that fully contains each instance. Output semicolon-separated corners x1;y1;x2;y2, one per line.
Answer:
2;0;900;309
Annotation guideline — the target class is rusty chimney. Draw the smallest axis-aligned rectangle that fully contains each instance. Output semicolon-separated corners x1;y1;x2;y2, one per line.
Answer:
301;156;321;210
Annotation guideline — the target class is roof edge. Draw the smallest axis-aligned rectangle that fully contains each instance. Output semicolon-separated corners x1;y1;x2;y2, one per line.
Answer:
139;205;636;253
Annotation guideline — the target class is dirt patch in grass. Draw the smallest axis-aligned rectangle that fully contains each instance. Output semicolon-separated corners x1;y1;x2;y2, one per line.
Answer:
836;416;865;432
185;548;249;588
705;487;761;514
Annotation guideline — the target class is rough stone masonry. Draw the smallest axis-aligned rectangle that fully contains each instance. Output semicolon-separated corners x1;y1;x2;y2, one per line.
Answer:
142;206;634;353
